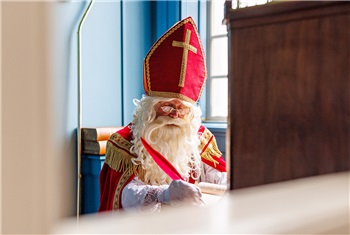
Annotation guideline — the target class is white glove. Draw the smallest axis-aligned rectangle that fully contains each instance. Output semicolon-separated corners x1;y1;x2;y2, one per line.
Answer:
157;180;204;206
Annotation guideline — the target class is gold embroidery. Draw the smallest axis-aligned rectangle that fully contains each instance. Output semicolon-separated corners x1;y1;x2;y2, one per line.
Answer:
172;29;197;87
148;91;195;104
106;133;144;210
105;133;140;175
198;127;222;166
144;17;207;103
145;20;185;94
107;127;222;209
113;170;134;210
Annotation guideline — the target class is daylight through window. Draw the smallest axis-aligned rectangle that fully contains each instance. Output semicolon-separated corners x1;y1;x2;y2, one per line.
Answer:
206;0;272;121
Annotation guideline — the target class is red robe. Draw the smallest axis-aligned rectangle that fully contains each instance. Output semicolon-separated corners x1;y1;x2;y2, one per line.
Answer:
98;124;226;212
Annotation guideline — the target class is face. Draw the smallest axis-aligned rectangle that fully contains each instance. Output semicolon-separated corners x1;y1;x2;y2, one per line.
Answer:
155;99;190;119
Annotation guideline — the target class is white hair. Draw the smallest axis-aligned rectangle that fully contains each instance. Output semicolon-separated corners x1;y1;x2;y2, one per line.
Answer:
129;95;203;185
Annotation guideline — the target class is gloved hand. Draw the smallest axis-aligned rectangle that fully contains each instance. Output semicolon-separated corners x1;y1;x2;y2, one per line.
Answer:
158;180;204;206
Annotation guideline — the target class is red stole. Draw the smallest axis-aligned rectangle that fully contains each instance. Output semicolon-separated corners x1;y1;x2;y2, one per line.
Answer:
98;124;226;212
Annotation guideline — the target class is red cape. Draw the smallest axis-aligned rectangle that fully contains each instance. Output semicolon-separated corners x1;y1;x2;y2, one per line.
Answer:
98;124;226;212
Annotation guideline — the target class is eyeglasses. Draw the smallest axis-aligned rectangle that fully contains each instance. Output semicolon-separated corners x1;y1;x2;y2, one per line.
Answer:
160;106;190;115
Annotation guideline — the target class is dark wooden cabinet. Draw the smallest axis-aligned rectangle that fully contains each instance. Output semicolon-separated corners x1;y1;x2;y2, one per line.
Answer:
225;1;350;189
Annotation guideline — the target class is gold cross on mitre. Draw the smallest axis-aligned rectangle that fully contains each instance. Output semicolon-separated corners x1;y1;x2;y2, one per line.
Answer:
172;29;198;87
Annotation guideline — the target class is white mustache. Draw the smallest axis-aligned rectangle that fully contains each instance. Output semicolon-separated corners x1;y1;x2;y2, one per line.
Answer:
155;116;187;126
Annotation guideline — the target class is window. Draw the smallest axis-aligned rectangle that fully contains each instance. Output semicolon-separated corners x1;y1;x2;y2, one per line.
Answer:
206;0;228;122
206;0;271;122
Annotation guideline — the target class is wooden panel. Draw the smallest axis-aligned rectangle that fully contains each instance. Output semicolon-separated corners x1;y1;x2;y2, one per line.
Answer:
226;2;350;189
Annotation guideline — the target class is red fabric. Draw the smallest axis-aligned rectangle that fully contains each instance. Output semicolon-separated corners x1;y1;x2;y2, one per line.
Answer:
143;16;206;103
117;124;133;139
198;125;226;172
98;165;135;212
98;125;226;212
98;125;135;212
141;137;184;181
202;156;227;173
198;125;205;134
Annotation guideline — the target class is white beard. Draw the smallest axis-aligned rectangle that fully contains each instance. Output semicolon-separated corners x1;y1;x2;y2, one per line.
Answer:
131;116;201;185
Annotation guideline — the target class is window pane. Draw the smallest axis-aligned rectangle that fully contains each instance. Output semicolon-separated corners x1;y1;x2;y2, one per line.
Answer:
206;0;272;121
211;37;228;76
211;0;227;35
211;78;228;117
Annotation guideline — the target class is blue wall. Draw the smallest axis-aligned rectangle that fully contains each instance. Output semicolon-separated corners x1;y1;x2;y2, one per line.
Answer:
49;0;205;216
121;1;153;124
82;1;123;126
82;0;153;127
1;1;212;227
80;0;202;127
154;0;181;39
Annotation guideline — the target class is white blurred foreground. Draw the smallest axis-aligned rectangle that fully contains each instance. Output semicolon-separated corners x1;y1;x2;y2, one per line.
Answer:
52;171;349;234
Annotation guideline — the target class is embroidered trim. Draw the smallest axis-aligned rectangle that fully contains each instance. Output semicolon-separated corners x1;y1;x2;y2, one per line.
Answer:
198;127;222;166
109;132;133;152
147;91;195;104
113;170;134;210
106;132;146;210
107;126;221;209
144;17;207;103
172;29;197;87
145;19;186;92
105;144;138;175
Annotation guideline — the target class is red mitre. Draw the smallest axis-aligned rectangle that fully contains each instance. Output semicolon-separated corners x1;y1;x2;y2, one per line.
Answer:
143;16;207;104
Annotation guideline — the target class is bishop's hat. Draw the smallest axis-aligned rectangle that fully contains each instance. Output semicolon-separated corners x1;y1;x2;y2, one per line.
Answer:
143;16;207;104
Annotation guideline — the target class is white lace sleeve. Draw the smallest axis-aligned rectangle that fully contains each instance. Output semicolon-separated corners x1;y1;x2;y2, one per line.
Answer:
121;177;168;212
199;162;227;185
